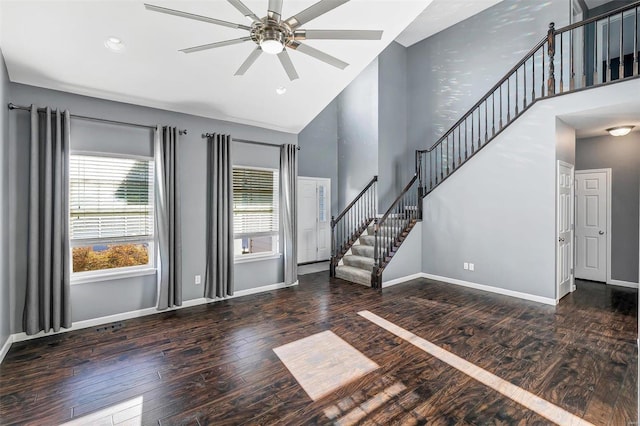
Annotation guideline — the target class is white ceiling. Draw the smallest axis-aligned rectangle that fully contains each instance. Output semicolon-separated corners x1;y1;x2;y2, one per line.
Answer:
559;102;640;138
394;0;504;47
0;0;432;133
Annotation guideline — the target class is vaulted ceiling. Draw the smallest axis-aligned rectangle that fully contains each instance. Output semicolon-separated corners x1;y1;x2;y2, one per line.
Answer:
0;0;505;133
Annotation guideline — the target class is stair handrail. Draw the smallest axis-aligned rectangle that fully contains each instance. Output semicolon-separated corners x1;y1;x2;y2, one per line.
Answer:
372;174;420;289
330;175;378;276
416;1;640;195
332;175;378;225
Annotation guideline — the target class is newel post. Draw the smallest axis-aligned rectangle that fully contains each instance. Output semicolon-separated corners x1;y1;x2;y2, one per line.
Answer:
547;22;556;96
330;216;336;277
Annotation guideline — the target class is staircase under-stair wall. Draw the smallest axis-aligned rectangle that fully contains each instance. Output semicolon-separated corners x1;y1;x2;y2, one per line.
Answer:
331;2;640;292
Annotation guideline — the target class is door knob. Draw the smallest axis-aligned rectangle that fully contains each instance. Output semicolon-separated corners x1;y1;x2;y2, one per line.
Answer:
599;231;604;235
558;237;565;242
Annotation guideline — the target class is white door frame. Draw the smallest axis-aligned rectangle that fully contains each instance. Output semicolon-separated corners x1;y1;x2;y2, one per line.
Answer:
557;160;575;302
575;168;612;285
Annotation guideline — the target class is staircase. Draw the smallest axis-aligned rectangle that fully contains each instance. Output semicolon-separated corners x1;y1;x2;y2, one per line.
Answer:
332;1;640;290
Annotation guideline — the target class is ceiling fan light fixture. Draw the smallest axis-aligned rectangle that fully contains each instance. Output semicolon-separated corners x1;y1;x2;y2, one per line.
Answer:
276;86;287;95
260;39;284;55
607;126;634;137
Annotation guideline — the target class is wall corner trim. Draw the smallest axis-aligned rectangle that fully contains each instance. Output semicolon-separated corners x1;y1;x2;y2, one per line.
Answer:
0;335;13;364
1;281;299;363
382;273;424;288
422;273;558;306
607;279;639;289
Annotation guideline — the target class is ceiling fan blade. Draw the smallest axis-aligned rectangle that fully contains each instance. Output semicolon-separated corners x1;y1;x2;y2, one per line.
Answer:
277;50;300;81
294;29;383;40
268;0;284;21
227;0;261;23
235;47;263;76
180;37;252;54
144;3;251;30
284;0;350;29
290;42;348;70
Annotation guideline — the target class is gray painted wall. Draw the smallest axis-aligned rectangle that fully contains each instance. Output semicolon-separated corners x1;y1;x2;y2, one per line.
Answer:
556;118;576;165
298;99;339;216
383;222;422;283
407;0;570;154
338;59;379;210
576;132;640;283
378;42;411;210
7;82;296;332
421;79;640;300
0;50;11;348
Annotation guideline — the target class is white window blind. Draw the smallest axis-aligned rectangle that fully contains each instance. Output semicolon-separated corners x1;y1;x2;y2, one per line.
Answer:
70;155;154;243
233;167;279;238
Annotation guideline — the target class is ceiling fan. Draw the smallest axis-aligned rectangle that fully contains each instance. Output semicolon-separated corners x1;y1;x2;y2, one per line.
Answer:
144;0;383;81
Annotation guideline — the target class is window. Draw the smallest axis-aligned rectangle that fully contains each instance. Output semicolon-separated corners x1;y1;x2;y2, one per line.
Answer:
233;167;279;259
70;154;155;278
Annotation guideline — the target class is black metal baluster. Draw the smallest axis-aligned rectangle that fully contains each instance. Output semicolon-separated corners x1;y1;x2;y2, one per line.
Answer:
446;135;450;175
560;32;564;92
542;45;545;96
500;84;504;129
492;92;496;136
620;11;624;79
458;126;461;165
464;118;468;162
484;99;488;144
570;27;575;90
471;110;475;154
532;52;536;101
515;68;519;116
635;7;639;76
594;22;599;84
607;16;611;82
524;58;528;108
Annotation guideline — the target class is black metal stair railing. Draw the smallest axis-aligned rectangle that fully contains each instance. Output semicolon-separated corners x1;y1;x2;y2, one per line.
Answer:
372;175;420;290
416;2;640;196
330;176;377;276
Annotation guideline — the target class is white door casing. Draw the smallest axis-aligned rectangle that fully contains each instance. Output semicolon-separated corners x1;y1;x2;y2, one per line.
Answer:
557;161;574;300
575;170;609;282
297;179;318;264
297;177;332;264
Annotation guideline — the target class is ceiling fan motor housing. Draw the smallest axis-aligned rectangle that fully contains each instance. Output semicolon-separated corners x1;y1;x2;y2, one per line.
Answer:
251;18;293;51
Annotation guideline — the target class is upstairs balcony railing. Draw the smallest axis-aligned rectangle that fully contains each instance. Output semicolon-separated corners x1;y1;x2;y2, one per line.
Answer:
416;2;640;195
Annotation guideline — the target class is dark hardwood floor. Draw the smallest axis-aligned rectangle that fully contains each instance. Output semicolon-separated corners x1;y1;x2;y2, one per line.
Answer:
0;276;637;425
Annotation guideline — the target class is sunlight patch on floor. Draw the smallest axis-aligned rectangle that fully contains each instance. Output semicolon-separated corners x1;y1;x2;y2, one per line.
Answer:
273;330;379;401
358;310;595;426
60;396;143;426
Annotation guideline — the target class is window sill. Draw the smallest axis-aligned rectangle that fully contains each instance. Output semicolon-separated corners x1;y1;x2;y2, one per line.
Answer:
71;268;157;285
234;253;282;264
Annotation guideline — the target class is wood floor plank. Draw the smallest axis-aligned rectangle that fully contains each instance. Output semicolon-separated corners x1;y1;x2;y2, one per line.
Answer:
0;277;636;425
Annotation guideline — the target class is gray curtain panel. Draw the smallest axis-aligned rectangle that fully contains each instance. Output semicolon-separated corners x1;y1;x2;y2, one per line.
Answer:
155;126;182;310
205;134;234;298
280;144;298;285
23;106;72;335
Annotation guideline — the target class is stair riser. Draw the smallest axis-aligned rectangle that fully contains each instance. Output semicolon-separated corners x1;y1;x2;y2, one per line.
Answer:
343;256;374;270
335;266;371;286
351;245;374;258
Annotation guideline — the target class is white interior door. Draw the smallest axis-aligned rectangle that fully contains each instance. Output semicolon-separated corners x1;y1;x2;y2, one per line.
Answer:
316;180;331;260
575;170;608;282
297;179;318;264
557;161;574;300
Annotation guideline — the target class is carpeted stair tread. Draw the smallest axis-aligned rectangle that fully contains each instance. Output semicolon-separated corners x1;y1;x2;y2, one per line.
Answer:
351;245;374;258
342;255;375;270
335;265;371;286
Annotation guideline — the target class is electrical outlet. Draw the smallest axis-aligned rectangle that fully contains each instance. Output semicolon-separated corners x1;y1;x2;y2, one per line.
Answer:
469;263;475;272
195;275;202;285
463;262;469;270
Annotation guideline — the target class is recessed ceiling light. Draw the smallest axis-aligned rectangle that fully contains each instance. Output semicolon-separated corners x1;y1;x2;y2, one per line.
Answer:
607;126;635;137
276;86;287;95
104;36;125;52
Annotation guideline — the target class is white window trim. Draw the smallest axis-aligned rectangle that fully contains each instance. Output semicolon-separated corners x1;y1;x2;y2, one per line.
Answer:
233;165;280;261
69;152;156;283
71;265;157;285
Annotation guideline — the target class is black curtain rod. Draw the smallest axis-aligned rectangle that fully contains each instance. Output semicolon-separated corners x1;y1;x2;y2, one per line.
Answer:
202;133;300;150
7;103;188;135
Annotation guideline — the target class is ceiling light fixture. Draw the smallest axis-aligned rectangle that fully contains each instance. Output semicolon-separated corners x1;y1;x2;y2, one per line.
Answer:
607;126;635;137
260;39;284;55
104;36;125;52
276;86;287;95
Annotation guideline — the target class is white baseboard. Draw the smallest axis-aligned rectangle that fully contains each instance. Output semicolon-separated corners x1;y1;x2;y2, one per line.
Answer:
0;335;13;364
4;281;298;355
382;273;424;288
422;273;557;306
608;279;639;289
